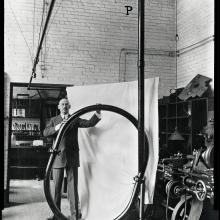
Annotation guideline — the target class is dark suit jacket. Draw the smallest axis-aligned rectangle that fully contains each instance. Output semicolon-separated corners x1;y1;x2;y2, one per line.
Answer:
43;114;100;168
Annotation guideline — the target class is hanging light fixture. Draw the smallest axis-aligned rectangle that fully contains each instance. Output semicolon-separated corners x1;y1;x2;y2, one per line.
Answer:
168;83;184;140
168;86;184;141
169;0;184;141
169;126;184;141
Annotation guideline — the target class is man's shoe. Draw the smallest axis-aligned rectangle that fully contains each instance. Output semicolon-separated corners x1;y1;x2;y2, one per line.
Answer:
46;216;57;220
67;213;82;220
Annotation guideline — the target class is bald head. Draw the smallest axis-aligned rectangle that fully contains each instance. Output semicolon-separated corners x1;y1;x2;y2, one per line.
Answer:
58;98;71;115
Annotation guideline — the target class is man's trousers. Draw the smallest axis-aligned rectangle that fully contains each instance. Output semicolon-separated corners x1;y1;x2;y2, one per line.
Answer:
52;166;79;220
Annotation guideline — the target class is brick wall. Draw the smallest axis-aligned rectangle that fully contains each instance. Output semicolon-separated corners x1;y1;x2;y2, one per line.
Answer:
122;52;176;94
177;0;214;88
121;0;176;96
4;0;176;192
4;0;214;194
5;0;176;101
4;0;214;109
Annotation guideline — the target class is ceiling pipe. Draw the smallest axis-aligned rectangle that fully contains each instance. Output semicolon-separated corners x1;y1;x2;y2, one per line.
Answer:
28;0;56;90
178;35;214;56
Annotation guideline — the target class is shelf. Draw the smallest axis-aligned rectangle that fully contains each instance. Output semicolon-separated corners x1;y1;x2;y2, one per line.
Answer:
12;130;40;132
160;116;189;119
9;98;57;180
11;146;49;149
10;166;46;169
12;133;41;137
166;97;207;105
160;131;191;135
12;116;40;119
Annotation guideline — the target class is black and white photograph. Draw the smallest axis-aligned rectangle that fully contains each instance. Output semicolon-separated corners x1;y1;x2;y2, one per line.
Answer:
3;0;217;219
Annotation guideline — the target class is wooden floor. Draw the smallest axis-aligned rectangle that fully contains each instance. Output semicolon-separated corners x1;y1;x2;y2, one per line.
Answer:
3;180;218;220
2;180;70;220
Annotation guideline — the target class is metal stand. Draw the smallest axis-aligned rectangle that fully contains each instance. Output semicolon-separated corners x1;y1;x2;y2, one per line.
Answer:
138;1;145;219
139;177;145;220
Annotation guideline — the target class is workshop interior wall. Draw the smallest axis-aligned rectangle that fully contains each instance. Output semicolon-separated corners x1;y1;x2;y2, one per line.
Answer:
4;0;176;193
4;0;176;102
4;0;215;110
4;0;214;191
177;0;214;88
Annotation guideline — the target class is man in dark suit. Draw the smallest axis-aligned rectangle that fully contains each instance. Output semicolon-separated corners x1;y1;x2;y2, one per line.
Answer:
44;98;101;220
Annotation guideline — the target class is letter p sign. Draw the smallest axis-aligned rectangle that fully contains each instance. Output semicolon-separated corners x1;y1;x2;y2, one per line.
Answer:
125;6;133;15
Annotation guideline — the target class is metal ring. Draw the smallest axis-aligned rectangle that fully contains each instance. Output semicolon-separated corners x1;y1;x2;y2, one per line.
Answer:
202;145;214;168
44;104;149;220
171;196;192;220
166;180;180;199
195;180;207;201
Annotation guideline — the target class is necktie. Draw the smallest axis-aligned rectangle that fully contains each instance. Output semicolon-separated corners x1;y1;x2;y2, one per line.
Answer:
63;114;69;120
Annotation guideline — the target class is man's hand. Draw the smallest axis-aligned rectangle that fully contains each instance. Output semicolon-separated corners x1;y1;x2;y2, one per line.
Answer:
96;109;101;114
55;123;62;131
62;118;68;123
96;103;101;114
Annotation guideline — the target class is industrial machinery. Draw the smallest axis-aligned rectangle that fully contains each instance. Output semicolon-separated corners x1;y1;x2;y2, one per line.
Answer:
157;118;214;219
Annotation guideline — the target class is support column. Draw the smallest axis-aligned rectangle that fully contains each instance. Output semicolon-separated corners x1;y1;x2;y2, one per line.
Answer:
138;0;145;219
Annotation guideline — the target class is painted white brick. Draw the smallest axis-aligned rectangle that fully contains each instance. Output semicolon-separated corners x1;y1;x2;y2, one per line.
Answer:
177;0;214;88
5;0;178;186
5;0;176;90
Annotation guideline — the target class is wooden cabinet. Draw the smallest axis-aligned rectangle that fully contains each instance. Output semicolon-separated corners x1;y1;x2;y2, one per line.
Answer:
11;99;43;148
12;99;41;118
10;147;50;179
159;98;207;158
9;99;58;179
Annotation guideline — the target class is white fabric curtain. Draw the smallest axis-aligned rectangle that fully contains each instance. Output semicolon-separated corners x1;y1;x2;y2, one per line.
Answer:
66;77;159;220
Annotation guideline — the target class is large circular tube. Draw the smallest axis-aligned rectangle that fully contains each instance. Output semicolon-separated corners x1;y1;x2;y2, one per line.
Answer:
44;104;149;220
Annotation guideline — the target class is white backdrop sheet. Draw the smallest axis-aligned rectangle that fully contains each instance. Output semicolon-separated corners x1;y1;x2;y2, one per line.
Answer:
66;78;159;220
